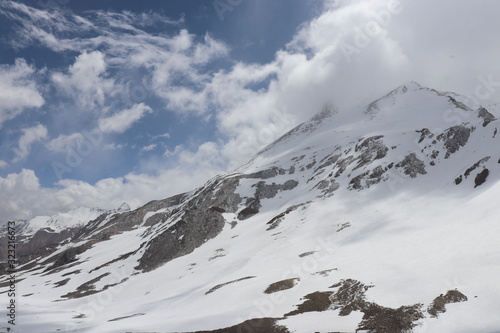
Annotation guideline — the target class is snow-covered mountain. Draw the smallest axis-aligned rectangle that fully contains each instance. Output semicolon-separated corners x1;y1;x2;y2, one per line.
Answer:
0;204;129;259
2;82;500;333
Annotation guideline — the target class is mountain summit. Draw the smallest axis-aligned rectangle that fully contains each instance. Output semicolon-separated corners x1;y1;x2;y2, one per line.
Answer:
2;83;500;333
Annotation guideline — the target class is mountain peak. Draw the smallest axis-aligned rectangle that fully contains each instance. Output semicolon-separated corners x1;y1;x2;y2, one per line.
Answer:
400;80;425;91
116;202;131;212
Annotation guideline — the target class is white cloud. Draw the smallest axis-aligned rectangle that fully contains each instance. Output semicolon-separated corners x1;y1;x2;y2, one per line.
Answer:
140;144;157;153
0;59;44;127
2;4;228;115
153;132;170;140
0;169;53;222
3;0;500;224
51;51;115;109
46;133;85;153
104;143;126;151
0;160;7;168
0;164;223;224
98;103;152;133
12;124;48;163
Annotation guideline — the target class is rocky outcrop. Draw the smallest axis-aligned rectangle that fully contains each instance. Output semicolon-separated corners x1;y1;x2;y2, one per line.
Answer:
477;107;497;127
136;209;226;272
428;290;468;318
396;153;427;178
437;125;473;158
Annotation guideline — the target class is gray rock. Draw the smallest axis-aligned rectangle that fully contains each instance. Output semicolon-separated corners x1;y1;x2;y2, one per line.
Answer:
437;125;473;158
396;153;427;178
477;107;497;127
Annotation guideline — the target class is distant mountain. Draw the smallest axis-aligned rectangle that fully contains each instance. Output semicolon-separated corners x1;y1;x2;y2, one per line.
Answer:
2;83;500;333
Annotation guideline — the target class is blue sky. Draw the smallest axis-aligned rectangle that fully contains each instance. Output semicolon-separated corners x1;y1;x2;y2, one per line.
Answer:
0;0;319;187
1;0;500;222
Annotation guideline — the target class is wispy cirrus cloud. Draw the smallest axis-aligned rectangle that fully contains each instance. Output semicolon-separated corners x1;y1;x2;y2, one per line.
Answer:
1;1;228;116
98;103;152;134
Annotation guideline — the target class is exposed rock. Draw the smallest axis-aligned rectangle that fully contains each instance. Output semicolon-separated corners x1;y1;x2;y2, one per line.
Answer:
329;279;373;316
238;199;261;220
205;276;256;295
74;192;189;241
334;156;356;177
314;154;341;173
136;209;225;272
264;278;299;294
46;242;95;272
285;291;334;316
474;168;489;188
176;318;290;333
254;180;299;200
266;203;307;230
247;167;280;179
396;153;427;178
354;136;388;170
428;290;468;318
477;107;497;127
448;96;472;111
349;171;369;190
61;273;110;299
437;125;473;158
464;157;491;178
415;128;434;143
358;303;424;333
315;179;340;195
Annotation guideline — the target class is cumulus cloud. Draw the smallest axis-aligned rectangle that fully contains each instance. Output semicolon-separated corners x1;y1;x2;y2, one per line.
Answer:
51;51;115;109
0;164;223;224
0;59;44;127
98;103;152;133
12;124;48;163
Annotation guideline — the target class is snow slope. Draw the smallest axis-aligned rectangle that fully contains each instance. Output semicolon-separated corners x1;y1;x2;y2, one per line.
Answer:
2;82;500;333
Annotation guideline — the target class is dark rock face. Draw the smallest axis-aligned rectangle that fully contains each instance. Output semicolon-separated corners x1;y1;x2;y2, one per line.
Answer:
396;153;427;178
177;318;290;333
477;107;497;127
474;168;489;188
416;128;434;143
46;241;96;272
354;135;388;170
238;179;299;220
237;199;261;220
315;178;340;195
464;157;491;179
205;276;256;295
285;291;334;317
74;193;189;241
266;203;307;231
0;227;79;260
264;278;299;294
437;125;473;158
448;96;472;111
329;279;424;333
254;180;299;199
428;290;468;318
329;279;373;316
136;209;225;272
358;303;424;333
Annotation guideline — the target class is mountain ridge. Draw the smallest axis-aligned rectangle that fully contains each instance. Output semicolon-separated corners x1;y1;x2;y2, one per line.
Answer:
2;82;500;333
